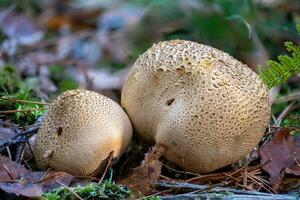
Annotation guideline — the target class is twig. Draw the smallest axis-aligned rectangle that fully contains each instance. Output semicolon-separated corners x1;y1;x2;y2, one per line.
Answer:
293;155;300;168
23;156;32;170
140;189;173;200
99;151;114;184
33;171;65;184
160;174;174;181
276;101;297;126
25;135;35;160
2;165;15;180
56;181;83;200
223;172;253;191
162;163;200;176
247;174;274;194
39;168;51;182
0;107;47;114
0;125;40;150
5;146;12;160
15;144;25;163
0;97;51;105
161;193;298;200
156;182;297;199
18;147;25;164
270;125;300;129
185;164;261;184
243;166;248;188
275;91;300;104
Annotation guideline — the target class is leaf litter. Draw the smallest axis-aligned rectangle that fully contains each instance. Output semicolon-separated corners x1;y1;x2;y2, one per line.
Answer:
0;1;300;199
260;129;300;190
0;154;74;197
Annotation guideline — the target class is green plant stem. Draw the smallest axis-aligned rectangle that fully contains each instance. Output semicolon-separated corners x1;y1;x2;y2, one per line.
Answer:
0;97;51;105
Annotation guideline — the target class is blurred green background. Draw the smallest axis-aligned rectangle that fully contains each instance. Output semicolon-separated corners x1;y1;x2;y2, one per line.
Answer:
0;0;299;126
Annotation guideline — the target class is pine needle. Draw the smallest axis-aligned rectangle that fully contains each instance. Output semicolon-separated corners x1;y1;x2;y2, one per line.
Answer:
0;107;47;114
0;97;51;105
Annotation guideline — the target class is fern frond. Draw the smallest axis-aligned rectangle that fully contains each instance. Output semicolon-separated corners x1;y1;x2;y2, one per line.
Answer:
258;25;300;89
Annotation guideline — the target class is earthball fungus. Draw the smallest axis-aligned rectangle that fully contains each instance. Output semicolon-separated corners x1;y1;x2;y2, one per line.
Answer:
33;89;132;176
121;40;271;174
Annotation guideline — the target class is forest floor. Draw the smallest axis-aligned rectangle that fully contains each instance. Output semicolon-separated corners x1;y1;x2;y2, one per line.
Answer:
0;0;300;199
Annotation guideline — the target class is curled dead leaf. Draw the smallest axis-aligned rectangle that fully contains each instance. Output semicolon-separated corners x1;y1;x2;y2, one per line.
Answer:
118;145;165;197
0;155;74;197
260;129;300;190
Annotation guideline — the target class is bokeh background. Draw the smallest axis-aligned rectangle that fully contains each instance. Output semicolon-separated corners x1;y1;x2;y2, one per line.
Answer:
0;0;299;124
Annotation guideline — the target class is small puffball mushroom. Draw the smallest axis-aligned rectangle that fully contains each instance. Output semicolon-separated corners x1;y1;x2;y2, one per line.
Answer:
33;89;132;176
121;40;270;174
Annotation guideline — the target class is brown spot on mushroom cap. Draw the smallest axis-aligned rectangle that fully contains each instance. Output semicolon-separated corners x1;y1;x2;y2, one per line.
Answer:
121;40;270;173
34;89;132;176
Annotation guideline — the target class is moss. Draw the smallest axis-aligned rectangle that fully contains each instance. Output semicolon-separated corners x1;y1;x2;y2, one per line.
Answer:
43;181;131;200
0;65;46;125
259;24;300;89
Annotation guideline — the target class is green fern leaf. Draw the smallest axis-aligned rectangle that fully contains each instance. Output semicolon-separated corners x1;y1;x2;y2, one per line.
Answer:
259;25;300;89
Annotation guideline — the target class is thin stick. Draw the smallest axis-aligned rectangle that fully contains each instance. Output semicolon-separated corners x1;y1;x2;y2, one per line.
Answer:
276;101;297;126
162;163;199;176
247;175;275;194
270;125;300;129
160;174;173;181
0;125;40;150
33;172;66;184
139;189;173;200
223;172;254;191
15;144;25;163
6;146;12;160
99;151;114;184
25;136;35;160
243;166;248;188
275;91;300;104
18;146;25;164
293;155;300;168
0;107;47;114
0;97;51;105
23;157;32;170
39;168;51;181
56;181;83;200
2;165;15;180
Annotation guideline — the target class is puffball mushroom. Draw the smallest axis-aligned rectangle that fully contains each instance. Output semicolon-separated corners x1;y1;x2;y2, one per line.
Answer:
121;40;271;174
33;89;132;176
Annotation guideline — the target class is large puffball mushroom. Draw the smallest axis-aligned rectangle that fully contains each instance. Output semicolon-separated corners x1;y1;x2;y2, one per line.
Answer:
33;89;132;176
121;40;270;174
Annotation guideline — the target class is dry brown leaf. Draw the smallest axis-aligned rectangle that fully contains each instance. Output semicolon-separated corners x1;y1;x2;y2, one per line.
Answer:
0;182;43;197
260;129;300;187
0;155;30;180
0;155;74;197
0;127;17;147
118;145;165;197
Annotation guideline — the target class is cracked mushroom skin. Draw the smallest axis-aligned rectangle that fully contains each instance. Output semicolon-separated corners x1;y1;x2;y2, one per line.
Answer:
33;89;132;176
121;40;270;174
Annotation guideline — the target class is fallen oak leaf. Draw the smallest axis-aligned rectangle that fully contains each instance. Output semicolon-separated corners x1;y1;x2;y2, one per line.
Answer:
0;182;43;197
0;127;17;146
117;145;165;197
0;155;75;197
0;155;29;181
25;171;74;192
260;129;300;189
